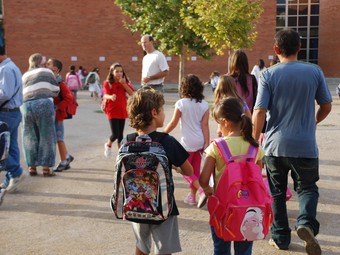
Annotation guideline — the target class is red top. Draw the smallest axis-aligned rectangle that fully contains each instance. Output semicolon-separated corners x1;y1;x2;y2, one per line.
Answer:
54;81;74;121
103;80;134;119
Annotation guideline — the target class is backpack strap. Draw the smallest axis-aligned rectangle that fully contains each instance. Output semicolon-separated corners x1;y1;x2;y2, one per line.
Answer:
214;138;234;163
126;132;138;142
246;144;259;163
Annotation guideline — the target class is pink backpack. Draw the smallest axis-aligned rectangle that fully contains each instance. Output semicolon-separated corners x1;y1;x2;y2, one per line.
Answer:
207;138;273;241
66;74;81;91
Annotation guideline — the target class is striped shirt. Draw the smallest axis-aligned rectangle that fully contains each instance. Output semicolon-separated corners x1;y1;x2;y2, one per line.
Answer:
22;67;59;102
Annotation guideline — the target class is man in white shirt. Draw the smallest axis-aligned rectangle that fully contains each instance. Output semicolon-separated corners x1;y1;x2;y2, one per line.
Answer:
140;35;169;92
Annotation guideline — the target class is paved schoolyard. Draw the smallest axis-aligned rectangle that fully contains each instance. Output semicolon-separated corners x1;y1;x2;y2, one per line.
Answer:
0;81;339;254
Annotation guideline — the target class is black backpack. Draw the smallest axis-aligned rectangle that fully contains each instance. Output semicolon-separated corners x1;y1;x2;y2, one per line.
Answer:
0;121;10;171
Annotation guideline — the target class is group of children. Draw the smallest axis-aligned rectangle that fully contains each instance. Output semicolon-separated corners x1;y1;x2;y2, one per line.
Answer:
100;61;263;255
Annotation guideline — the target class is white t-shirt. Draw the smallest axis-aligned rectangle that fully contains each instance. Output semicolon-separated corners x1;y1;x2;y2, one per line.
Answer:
176;98;209;152
142;50;169;85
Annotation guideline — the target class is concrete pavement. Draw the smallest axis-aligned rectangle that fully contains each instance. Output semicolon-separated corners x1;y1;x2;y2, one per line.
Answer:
0;82;339;255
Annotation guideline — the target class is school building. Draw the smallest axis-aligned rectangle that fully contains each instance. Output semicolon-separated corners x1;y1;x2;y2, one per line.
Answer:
0;0;338;84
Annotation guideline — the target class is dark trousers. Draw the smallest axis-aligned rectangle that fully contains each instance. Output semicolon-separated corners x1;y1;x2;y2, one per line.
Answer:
108;118;125;144
265;156;320;248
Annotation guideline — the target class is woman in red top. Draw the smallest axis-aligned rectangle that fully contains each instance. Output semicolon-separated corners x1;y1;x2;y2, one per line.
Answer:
103;63;134;157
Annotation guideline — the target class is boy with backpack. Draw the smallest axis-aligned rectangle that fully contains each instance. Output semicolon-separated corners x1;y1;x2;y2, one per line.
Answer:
46;58;75;172
120;87;193;255
199;98;268;255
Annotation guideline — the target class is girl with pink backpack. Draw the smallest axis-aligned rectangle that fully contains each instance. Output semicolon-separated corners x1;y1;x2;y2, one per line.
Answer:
199;97;266;255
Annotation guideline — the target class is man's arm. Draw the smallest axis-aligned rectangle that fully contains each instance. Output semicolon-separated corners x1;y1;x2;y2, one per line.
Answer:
142;70;169;84
252;108;266;141
316;102;332;124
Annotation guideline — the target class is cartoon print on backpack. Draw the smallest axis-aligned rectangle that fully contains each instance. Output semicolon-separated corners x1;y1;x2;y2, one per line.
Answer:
240;207;265;241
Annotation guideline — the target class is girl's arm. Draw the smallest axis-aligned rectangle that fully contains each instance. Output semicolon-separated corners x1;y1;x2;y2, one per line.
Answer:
164;107;181;133
245;109;252;119
201;109;210;149
119;77;134;96
102;81;116;101
199;155;215;196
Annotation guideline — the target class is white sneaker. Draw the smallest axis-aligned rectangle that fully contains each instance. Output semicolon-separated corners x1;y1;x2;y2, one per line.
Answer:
0;188;6;206
104;143;112;158
6;170;28;193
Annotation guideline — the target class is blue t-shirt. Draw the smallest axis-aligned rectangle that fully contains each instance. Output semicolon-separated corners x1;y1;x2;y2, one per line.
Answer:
254;61;332;158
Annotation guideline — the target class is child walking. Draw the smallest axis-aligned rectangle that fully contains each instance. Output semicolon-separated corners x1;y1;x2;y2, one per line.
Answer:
103;63;134;157
199;97;264;255
127;88;193;255
164;74;210;208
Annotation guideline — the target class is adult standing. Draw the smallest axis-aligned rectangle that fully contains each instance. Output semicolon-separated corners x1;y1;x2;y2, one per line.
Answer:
0;45;27;193
21;53;60;177
140;35;169;92
252;28;332;255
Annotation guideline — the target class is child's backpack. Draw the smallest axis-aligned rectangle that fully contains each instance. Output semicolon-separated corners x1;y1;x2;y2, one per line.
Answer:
59;83;78;119
87;72;96;84
66;74;80;91
207;138;273;241
0;121;10;171
110;132;174;225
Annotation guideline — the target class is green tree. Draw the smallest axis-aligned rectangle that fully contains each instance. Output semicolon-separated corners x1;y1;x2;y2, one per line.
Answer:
182;0;263;55
115;0;213;85
114;0;263;85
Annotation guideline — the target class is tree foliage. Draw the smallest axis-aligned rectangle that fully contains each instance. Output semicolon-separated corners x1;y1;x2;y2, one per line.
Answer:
114;0;213;59
181;0;264;55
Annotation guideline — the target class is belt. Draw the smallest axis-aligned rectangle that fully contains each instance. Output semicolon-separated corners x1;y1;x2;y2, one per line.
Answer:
0;107;20;112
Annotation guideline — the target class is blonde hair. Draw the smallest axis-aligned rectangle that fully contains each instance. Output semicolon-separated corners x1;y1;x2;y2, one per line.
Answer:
28;53;45;70
214;75;244;105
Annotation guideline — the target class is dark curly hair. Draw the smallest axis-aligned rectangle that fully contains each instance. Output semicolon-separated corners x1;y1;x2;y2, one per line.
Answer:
180;74;204;103
127;88;165;130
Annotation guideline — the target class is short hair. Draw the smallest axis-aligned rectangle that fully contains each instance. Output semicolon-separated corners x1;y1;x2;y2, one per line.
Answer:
50;58;63;72
127;88;165;130
274;28;301;57
70;65;76;71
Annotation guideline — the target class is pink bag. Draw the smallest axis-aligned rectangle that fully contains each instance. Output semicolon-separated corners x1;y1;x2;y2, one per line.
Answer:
207;138;273;241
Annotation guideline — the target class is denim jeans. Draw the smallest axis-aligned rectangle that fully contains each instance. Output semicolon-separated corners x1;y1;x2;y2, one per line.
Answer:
0;110;24;186
265;156;320;248
211;226;253;255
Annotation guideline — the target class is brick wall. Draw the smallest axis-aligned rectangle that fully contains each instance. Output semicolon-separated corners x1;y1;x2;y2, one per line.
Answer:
1;0;289;85
318;0;340;77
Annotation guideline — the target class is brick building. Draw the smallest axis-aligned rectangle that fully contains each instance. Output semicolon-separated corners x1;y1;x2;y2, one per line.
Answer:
0;0;338;84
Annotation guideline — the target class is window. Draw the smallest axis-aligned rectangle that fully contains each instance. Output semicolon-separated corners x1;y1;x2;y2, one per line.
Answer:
276;0;320;63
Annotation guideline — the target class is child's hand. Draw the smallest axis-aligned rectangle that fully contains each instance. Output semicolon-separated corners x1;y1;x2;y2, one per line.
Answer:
110;94;117;101
203;186;214;196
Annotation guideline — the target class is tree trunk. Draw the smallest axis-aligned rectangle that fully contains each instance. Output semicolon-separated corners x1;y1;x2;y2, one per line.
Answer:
178;53;184;93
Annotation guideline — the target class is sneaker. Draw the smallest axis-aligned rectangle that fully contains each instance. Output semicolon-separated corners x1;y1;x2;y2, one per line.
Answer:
184;193;197;205
53;162;70;172
66;155;74;164
197;189;208;208
0;188;6;206
6;170;28;193
297;225;321;255
269;238;289;250
104;143;112;158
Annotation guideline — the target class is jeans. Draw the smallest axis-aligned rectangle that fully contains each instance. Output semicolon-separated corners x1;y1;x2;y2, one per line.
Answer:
211;226;253;255
265;156;320;248
0;110;24;186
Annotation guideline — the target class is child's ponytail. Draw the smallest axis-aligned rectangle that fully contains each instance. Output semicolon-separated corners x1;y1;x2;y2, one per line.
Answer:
213;97;258;147
240;114;258;147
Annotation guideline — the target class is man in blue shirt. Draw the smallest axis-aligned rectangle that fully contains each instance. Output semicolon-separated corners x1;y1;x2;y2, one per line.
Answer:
252;29;332;255
0;45;27;197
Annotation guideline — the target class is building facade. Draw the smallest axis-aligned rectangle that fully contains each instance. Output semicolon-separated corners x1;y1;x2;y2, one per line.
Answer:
1;0;338;85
